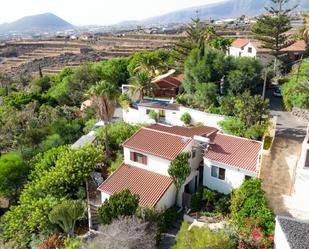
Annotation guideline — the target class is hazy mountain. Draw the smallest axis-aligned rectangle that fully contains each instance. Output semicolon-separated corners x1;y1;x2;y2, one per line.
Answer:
140;0;309;24
0;13;74;33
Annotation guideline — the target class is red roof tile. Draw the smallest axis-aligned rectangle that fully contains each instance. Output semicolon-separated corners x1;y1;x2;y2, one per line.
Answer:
282;40;306;52
123;127;192;160
205;133;262;173
231;38;249;48
149;124;217;138
97;163;173;207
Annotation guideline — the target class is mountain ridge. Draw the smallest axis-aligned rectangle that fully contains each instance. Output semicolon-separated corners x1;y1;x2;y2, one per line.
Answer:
0;13;74;33
120;0;309;25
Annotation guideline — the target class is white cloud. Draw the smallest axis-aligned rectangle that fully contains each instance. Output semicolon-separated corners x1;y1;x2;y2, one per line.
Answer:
0;0;225;25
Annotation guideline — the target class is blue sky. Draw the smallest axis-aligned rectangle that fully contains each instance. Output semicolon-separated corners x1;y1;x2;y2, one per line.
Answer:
0;0;225;25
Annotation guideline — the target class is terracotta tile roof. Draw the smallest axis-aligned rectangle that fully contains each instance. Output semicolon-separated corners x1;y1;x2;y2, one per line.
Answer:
97;163;173;207
282;40;306;52
231;38;249;48
149;124;218;138
173;74;184;82
123;127;192;160
205;133;262;173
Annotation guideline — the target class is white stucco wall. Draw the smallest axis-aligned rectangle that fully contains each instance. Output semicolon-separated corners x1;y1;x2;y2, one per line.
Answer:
274;218;291;249
123;147;172;176
241;42;257;57
122;106;225;129
100;192;110;206
179;107;225;129
155;184;177;210
203;158;257;194
228;46;242;57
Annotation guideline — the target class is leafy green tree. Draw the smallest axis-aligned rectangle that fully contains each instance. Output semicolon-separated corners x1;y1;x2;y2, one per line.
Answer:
183;48;229;93
88;80;119;155
195;82;218;109
129;71;157;101
172;221;232;249
49;199;86;237
231;179;275;236
251;0;295;58
93;58;130;87
180;112;192;126
96;122;141;152
128;50;174;76
0;153;27;203
0;145;103;247
98;189;139;224
282;58;309;110
234;91;269;127
168;152;191;205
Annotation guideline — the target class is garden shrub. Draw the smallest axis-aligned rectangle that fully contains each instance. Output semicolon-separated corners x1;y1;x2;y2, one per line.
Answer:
98;189;139;225
180;112;192;126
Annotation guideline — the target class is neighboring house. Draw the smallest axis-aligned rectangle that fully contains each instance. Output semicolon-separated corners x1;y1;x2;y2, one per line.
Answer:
228;38;307;64
274;216;309;249
151;69;183;98
97;124;262;209
123;101;225;129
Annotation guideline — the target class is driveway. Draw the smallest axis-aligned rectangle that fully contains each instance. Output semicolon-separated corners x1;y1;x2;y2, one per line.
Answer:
259;90;307;216
266;89;307;138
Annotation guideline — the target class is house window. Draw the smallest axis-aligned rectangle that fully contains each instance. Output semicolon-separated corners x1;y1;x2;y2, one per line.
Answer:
245;175;252;180
211;166;226;180
191;149;196;159
248;47;252;53
130;151;147;165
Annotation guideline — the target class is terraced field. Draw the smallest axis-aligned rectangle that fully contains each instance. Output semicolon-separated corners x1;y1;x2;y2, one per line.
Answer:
0;33;181;76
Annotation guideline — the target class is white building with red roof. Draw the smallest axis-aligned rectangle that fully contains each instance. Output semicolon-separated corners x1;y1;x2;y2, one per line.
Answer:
204;133;262;194
97;123;263;209
228;38;307;64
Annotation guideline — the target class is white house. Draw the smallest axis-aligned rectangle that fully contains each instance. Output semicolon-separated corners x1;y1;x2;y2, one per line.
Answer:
274;216;309;249
97;124;263;209
98;124;217;209
123;102;225;129
203;133;262;194
228;38;307;64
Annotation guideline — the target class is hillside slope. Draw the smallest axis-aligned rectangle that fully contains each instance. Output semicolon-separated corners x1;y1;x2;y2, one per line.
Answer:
142;0;309;24
0;13;74;33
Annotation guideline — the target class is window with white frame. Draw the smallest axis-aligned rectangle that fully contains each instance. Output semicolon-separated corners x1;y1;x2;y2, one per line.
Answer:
211;166;226;180
248;47;252;53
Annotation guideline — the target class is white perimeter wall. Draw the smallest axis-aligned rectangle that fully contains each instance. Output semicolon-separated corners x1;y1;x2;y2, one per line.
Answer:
122;106;225;129
203;158;257;194
274;218;291;249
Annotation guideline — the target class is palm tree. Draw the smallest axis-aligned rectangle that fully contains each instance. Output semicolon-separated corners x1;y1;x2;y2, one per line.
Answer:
133;56;160;77
303;12;309;46
129;71;157;102
88;80;118;155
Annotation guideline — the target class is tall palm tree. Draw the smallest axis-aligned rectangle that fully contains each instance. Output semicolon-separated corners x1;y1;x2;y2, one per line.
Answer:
129;71;157;102
88;80;118;155
303;12;309;46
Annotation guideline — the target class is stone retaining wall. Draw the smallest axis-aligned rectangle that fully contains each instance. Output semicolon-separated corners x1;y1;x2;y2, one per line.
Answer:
292;107;309;122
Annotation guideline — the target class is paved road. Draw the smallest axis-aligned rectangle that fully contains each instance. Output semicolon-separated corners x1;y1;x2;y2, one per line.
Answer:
266;89;307;138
